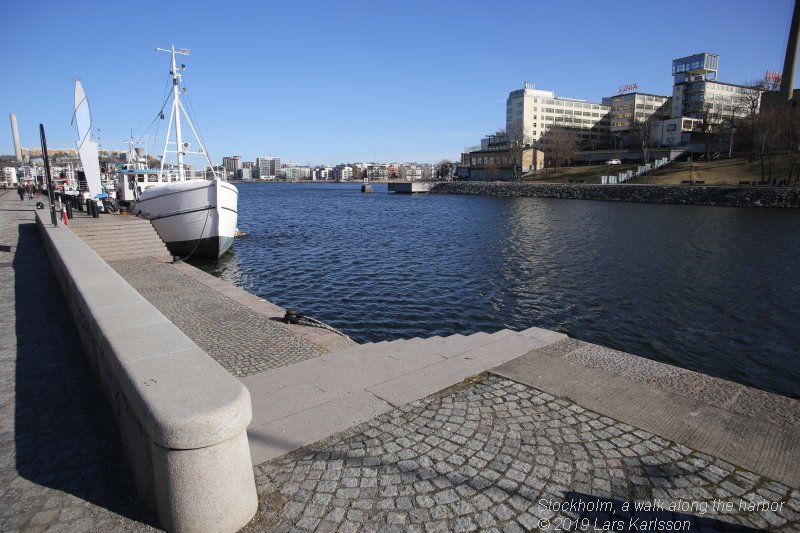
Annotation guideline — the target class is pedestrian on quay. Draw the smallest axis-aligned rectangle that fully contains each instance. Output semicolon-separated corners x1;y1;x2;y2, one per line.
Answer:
26;183;34;199
17;184;25;201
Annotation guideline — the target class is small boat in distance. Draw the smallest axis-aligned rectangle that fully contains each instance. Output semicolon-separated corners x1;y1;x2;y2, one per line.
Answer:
129;45;238;259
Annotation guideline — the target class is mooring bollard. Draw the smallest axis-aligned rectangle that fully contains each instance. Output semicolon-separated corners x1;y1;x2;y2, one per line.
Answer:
66;201;73;220
92;200;100;218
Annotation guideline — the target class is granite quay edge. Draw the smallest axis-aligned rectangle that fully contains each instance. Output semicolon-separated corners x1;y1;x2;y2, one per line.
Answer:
430;181;800;208
34;210;258;533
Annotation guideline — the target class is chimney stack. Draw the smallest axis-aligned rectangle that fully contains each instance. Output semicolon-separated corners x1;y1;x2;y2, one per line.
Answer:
9;114;22;162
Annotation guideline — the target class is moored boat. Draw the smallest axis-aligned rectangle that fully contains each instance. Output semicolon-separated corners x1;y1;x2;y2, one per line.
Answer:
129;45;238;259
132;179;238;258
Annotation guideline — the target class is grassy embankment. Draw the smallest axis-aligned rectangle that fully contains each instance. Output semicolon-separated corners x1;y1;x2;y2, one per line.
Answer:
521;155;799;186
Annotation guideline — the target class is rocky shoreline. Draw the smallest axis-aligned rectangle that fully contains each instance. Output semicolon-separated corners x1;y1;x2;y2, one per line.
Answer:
430;182;800;208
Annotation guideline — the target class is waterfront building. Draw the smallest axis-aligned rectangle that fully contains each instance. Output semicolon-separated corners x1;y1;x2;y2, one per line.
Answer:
467;146;543;181
236;168;252;180
652;53;763;147
334;165;353;181
506;83;611;149
222;156;242;178
255;157;281;179
366;164;389;179
399;164;422;181
3;167;17;186
312;166;334;180
605;93;671;134
281;166;311;180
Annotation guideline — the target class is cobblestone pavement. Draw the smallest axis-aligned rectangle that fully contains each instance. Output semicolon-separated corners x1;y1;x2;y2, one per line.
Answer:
249;375;800;532
0;192;155;532
108;257;325;377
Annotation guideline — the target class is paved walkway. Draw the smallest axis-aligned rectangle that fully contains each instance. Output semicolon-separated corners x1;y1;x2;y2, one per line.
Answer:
0;191;154;532
108;257;331;377
247;374;799;532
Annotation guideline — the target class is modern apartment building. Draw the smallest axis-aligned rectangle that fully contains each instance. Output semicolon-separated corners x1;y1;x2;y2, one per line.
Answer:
312;166;333;180
366;164;389;179
506;83;611;148
334;165;353;181
255;156;281;179
222;156;242;176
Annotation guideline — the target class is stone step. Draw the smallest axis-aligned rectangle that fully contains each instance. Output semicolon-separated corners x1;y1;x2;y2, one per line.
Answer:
67;215;170;260
75;229;161;239
81;240;167;252
71;227;162;239
99;248;172;260
243;327;567;464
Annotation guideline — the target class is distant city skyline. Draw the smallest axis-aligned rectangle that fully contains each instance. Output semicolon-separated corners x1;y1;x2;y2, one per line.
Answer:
1;0;797;165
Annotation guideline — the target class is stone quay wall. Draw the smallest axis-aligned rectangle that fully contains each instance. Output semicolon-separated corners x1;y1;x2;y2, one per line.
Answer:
35;212;257;533
430;182;800;208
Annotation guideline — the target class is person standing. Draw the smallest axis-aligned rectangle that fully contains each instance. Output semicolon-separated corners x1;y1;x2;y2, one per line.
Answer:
17;184;25;201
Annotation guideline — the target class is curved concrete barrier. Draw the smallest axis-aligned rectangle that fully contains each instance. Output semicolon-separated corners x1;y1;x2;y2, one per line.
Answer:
36;212;257;533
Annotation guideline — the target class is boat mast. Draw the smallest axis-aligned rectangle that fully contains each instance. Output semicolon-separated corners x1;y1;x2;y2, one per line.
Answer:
154;45;218;180
156;45;190;179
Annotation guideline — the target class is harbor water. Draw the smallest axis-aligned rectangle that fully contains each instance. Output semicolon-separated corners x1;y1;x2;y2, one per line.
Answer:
193;182;800;398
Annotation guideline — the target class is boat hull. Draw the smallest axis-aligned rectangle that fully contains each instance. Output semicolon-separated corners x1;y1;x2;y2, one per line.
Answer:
131;179;238;259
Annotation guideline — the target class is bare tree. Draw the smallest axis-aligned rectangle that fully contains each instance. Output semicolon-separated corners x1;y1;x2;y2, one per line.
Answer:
544;126;578;171
631;114;656;163
436;159;453;181
734;80;769;162
696;102;724;162
501;122;533;180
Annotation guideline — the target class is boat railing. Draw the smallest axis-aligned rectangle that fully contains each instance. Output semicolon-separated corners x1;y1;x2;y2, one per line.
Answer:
159;168;218;181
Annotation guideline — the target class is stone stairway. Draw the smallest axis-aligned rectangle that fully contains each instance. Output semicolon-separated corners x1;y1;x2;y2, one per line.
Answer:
68;214;171;261
242;326;566;465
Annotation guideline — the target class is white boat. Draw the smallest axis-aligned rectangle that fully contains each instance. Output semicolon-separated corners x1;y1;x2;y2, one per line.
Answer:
129;45;238;259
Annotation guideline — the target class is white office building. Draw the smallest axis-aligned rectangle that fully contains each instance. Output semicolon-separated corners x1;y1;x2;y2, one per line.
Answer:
506;83;610;148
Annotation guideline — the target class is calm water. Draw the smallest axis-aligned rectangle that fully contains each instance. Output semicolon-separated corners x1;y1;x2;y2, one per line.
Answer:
194;182;800;398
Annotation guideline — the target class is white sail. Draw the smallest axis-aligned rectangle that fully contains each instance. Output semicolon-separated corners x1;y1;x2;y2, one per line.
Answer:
73;80;103;198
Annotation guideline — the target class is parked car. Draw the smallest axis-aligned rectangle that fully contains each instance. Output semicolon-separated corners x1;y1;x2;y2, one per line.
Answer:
605;159;621;165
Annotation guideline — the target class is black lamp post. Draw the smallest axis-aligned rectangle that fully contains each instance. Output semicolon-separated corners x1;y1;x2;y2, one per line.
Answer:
39;124;57;226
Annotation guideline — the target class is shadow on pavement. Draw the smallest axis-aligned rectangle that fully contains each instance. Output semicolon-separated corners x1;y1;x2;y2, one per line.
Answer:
13;221;158;528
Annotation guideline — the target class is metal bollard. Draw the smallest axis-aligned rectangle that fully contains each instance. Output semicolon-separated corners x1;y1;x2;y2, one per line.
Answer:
66;201;73;220
92;200;100;218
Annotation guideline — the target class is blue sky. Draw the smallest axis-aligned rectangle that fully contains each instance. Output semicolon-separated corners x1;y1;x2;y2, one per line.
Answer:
1;0;795;165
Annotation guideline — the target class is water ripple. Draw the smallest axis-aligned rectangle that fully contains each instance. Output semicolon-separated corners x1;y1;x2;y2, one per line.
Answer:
192;182;800;398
